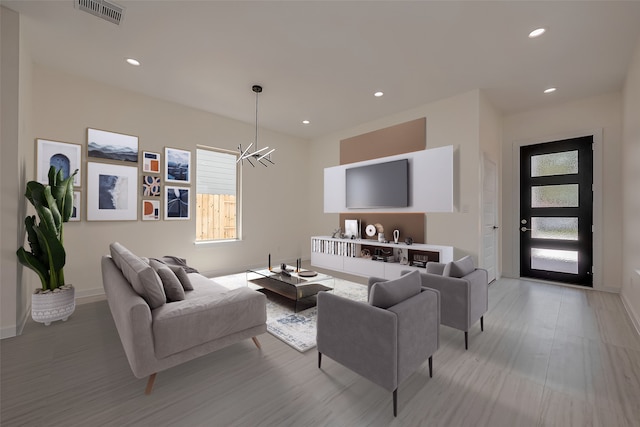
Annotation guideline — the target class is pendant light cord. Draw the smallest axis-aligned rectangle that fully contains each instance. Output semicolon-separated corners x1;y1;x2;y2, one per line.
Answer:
254;90;259;150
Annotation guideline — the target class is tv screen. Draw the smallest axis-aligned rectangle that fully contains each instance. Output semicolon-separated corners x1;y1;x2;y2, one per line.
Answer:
345;159;409;208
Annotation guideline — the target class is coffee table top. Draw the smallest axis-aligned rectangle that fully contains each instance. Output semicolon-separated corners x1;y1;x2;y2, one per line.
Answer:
247;266;333;287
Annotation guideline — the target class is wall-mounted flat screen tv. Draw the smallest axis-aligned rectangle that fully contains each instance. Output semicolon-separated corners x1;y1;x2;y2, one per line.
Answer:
345;159;409;208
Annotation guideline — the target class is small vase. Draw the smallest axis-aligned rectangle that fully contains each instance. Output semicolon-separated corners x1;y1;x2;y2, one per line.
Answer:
31;285;75;326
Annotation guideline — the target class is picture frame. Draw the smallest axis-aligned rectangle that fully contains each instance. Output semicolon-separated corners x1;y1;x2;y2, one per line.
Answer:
69;191;81;222
87;128;138;163
142;199;160;221
86;162;138;221
36;139;82;187
142;175;161;197
165;186;190;220
165;147;191;184
142;151;161;173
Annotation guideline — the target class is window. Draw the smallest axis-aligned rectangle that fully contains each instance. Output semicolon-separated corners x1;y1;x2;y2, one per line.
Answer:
196;147;239;241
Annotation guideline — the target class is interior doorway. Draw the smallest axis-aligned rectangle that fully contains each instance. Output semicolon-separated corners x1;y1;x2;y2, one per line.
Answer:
482;156;498;283
519;136;593;286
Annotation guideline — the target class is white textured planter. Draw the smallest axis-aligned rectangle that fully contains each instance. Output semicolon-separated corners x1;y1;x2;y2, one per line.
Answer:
32;285;75;326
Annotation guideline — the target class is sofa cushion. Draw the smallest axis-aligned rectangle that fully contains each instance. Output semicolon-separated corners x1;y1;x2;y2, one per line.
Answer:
168;265;194;291
109;242;166;309
161;255;200;274
149;259;185;302
443;256;475;278
369;270;421;309
152;275;267;358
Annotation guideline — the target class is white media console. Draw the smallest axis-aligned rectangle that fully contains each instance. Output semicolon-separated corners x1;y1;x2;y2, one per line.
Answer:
311;236;454;280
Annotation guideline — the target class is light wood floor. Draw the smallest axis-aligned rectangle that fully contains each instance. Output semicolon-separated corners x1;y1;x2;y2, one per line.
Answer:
2;277;640;426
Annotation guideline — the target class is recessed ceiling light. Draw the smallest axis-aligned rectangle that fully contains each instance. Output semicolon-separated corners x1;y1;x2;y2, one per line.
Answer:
544;87;557;94
374;91;384;97
126;58;141;66
529;28;546;38
302;120;310;125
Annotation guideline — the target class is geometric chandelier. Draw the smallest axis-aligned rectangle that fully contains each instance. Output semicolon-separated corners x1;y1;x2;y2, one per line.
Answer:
237;85;275;167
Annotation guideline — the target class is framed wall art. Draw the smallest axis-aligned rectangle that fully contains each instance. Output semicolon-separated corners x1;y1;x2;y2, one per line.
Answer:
165;186;190;220
36;139;82;186
87;128;138;163
142;199;160;221
142;151;161;173
86;162;138;221
142;175;161;197
165;147;191;184
69;191;81;222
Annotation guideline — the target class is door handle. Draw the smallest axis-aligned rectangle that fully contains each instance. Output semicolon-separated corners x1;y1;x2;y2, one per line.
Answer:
521;227;532;232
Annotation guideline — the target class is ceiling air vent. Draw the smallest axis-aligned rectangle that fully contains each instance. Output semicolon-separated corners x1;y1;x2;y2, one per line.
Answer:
74;0;125;25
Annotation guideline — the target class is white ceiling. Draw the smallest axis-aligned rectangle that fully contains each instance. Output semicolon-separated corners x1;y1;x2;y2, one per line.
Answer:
5;1;640;140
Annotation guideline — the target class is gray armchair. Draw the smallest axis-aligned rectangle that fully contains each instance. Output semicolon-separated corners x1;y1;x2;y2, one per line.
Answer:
317;270;440;416
408;256;488;350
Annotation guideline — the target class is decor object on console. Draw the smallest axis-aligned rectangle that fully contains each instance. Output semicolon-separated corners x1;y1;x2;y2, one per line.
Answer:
317;270;440;416
101;242;267;394
16;166;78;325
237;85;275;167
408;255;488;349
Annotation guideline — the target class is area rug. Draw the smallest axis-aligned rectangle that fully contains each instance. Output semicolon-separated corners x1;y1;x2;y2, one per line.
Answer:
211;273;368;352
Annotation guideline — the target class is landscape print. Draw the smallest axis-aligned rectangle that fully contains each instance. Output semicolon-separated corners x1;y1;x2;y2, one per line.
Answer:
88;128;138;163
165;147;191;183
87;162;137;221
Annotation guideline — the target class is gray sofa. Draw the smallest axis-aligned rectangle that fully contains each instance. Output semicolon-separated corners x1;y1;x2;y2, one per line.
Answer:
409;255;488;349
317;270;440;416
101;242;267;394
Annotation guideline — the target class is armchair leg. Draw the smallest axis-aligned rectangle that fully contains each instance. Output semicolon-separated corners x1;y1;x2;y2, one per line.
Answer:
393;388;398;417
465;331;468;350
318;352;322;369
145;373;157;395
481;316;484;331
429;355;433;378
251;336;262;349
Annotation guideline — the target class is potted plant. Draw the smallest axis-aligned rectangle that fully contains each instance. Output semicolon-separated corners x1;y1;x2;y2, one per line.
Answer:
17;166;78;325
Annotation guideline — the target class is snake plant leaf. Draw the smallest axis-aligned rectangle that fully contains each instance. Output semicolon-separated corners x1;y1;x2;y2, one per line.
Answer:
16;248;48;290
60;170;77;222
34;225;65;289
23;215;44;261
25;180;46;208
44;186;62;232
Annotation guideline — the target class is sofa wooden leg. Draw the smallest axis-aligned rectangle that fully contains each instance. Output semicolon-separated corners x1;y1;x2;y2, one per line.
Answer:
429;355;433;378
318;352;322;369
251;336;262;349
465;331;468;350
481;316;484;331
145;373;157;395
393;388;398;417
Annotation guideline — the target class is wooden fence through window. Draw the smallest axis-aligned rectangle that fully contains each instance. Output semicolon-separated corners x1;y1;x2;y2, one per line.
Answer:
196;194;237;241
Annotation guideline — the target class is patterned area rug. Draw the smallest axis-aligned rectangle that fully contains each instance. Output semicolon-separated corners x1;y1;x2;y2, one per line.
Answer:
211;273;368;352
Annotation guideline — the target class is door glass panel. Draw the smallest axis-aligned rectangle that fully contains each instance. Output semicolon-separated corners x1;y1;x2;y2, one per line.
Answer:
531;150;578;177
531;184;579;208
531;248;578;274
531;217;578;240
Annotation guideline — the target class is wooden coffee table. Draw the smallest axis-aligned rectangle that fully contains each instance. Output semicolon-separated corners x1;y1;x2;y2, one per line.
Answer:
246;266;333;312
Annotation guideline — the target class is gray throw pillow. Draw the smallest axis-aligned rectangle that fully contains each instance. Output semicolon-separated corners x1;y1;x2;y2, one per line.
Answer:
443;255;475;278
369;270;421;309
426;262;446;275
168;265;194;291
109;242;166;309
149;259;185;302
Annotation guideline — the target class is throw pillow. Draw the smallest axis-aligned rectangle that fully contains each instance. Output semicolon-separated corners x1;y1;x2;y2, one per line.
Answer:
168;265;194;291
425;262;446;275
149;259;185;302
443;255;475;278
369;270;421;309
109;242;166;309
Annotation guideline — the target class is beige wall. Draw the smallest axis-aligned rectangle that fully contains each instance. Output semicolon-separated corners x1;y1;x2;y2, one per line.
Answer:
3;64;311;332
308;90;486;263
621;35;640;331
502;92;623;292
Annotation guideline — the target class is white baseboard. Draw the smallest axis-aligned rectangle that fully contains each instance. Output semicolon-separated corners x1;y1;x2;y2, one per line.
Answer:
0;325;17;339
76;287;106;304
